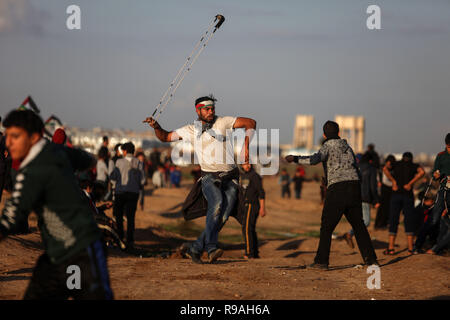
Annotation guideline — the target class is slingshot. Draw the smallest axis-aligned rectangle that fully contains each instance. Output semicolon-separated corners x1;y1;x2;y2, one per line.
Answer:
150;14;225;121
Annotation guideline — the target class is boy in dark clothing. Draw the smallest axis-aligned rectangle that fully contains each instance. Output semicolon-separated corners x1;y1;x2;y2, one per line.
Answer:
279;169;291;198
292;165;305;199
238;164;266;259
383;152;424;255
0;110;113;300
286;121;378;269
110;142;145;249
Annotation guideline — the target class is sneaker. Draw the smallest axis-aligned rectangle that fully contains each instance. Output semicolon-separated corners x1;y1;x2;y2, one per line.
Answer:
179;243;191;258
208;248;224;263
307;263;328;270
186;248;203;264
343;232;354;249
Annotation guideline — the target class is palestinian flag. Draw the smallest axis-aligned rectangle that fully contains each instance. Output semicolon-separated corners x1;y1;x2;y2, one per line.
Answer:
18;96;40;113
44;115;63;137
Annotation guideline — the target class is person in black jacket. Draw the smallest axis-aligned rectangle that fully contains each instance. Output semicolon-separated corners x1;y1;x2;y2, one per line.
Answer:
383;152;424;255
238;164;266;259
343;152;380;249
0;116;7;203
0;109;113;300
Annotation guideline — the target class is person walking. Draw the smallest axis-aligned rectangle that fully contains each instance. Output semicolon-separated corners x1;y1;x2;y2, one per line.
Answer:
110;142;145;249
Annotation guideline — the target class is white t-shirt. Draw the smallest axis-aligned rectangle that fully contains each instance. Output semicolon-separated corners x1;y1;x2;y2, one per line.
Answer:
175;116;237;172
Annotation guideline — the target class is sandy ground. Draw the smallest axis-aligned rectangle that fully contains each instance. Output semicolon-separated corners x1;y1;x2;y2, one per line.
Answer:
0;176;449;300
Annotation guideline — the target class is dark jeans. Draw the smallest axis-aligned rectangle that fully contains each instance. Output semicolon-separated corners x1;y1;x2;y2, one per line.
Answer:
415;188;449;249
389;193;415;235
375;184;392;229
431;215;450;253
23;240;113;300
114;192;139;244
241;202;260;257
281;185;291;198
315;181;377;265
295;185;302;199
139;188;145;209
191;174;238;254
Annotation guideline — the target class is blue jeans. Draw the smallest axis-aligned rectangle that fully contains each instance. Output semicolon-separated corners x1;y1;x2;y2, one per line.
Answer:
389;193;415;235
349;202;371;236
191;174;238;255
415;188;449;249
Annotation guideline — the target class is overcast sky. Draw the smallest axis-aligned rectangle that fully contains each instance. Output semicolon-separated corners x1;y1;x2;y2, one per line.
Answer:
0;0;449;155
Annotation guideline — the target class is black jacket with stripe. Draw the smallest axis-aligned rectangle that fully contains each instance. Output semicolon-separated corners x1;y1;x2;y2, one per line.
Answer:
0;139;101;264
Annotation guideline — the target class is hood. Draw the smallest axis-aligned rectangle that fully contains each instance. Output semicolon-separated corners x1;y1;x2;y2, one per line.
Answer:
323;138;352;153
125;154;140;169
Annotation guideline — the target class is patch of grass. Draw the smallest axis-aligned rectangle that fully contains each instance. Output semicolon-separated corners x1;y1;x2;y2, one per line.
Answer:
299;230;321;238
257;228;301;240
219;234;244;243
160;221;203;238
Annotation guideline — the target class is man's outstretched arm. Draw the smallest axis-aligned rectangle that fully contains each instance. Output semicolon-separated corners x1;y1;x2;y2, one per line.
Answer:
143;117;181;142
285;148;327;165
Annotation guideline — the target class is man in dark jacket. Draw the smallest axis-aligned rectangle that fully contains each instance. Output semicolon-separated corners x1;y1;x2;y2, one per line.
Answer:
0;116;7;203
238;164;266;259
0;110;113;299
343;152;380;248
286;121;378;269
110;142;145;249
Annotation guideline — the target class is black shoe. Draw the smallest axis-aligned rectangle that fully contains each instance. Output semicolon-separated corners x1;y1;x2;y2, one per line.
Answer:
179;243;191;258
307;263;328;270
364;260;380;267
186;248;203;264
208;248;223;263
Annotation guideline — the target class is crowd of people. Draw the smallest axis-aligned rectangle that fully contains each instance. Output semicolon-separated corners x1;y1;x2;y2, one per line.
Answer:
0;98;448;299
283;131;450;260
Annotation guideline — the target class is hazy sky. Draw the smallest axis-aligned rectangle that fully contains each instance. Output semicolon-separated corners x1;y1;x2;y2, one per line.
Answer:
1;0;449;155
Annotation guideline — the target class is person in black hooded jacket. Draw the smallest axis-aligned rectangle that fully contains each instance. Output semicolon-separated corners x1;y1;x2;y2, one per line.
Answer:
343;152;380;249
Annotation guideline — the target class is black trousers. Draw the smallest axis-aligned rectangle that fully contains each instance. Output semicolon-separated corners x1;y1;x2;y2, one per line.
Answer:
241;202;260;257
375;184;392;229
281;185;291;198
114;192;139;244
23;240;113;300
315;181;377;265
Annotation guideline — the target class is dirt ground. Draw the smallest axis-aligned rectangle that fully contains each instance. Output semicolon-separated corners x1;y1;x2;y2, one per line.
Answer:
0;176;449;300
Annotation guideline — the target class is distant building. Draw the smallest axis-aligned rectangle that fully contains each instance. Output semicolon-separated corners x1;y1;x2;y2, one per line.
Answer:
334;115;365;153
292;115;314;150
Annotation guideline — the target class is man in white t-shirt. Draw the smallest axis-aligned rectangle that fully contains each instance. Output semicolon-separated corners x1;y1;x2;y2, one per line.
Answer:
144;95;256;263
